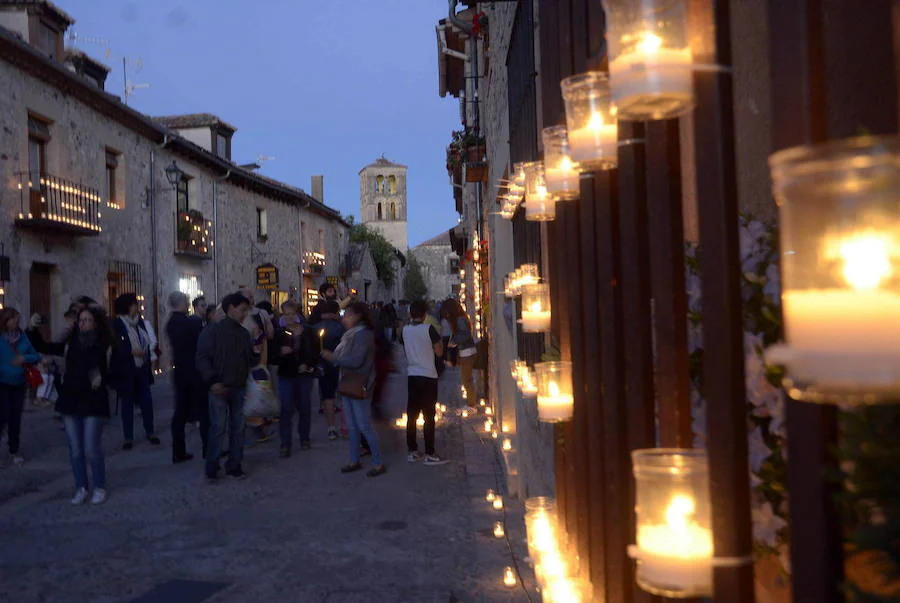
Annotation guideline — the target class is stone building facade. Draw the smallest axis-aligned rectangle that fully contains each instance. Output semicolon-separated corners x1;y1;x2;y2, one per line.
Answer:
410;231;460;301
359;156;408;252
0;2;348;365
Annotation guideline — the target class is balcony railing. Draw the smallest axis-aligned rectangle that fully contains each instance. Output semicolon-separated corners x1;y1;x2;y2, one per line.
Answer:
302;250;326;275
175;210;212;259
14;171;101;236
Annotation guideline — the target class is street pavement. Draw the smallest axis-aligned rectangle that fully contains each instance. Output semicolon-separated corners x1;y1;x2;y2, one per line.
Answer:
0;349;538;603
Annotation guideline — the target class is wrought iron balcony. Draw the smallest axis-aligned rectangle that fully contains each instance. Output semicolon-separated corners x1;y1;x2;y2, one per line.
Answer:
175;210;212;259
302;250;326;275
14;172;102;236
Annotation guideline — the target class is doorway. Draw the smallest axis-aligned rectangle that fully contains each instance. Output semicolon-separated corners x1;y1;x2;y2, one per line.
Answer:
29;263;53;341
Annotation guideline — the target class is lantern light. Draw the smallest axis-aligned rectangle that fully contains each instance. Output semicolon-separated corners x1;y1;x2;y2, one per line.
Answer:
629;449;713;598
521;283;551;332
767;135;900;403
535;361;574;422
522;161;556;222
493;521;505;538
603;0;695;120
542;125;580;200
560;71;619;170
492;496;504;510
503;566;517;588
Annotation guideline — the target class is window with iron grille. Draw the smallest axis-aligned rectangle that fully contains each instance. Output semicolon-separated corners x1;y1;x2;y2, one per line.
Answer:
107;261;142;316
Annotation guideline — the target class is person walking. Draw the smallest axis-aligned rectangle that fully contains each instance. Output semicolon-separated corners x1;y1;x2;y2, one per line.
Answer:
165;291;209;464
312;300;344;441
0;307;41;464
56;306;113;504
110;294;159;449
192;296;208;323
444;299;478;408
196;293;253;480
238;289;275;444
400;300;448;465
274;301;318;457
321;302;386;478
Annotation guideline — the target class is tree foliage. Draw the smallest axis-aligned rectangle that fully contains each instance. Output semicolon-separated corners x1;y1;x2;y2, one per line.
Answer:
345;216;398;287
404;254;428;301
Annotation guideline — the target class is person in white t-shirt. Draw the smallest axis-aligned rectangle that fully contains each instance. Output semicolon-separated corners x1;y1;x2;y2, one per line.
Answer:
400;300;447;466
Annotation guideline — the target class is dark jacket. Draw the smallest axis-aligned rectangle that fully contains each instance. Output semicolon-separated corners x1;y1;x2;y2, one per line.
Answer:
314;318;345;352
165;311;204;387
195;317;253;388
55;333;111;418
109;316;152;391
273;324;320;378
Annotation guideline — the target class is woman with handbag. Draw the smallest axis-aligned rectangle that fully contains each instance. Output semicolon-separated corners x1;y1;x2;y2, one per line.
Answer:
321;302;386;478
56;306;113;504
0;307;41;465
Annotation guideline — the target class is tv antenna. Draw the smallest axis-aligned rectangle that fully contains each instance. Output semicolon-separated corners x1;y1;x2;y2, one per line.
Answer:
122;57;150;105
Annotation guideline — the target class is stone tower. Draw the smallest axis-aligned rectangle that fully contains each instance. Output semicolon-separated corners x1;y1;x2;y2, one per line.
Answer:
359;156;408;252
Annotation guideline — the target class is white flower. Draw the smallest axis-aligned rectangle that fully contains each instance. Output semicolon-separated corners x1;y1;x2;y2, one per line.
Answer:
748;426;771;473
752;501;788;548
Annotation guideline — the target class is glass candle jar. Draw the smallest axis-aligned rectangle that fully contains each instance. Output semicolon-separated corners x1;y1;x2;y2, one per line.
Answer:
561;71;619;171
535;361;574;422
543;578;594;603
542;126;581;199
522;161;557;221
631;449;712;598
768;135;900;403
603;0;695;120
521;283;551;332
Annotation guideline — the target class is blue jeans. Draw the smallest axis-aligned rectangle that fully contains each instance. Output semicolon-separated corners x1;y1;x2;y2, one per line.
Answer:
278;376;313;449
119;368;155;441
62;415;105;490
342;394;382;466
206;387;246;475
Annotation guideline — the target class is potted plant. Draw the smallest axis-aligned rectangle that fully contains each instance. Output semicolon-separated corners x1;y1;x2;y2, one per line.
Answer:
177;213;192;250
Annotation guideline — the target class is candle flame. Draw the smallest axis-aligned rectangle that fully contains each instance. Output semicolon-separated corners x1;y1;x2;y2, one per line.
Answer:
558;156;575;171
587;112;606;131
666;494;696;530
319;329;325;338
636;31;663;54
528;300;542;313
826;231;894;290
548;381;561;397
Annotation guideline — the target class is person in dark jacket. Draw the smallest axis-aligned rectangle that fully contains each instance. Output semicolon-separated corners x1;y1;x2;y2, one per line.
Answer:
56;306;113;505
165;291;208;464
109;293;159;449
274;301;319;457
0;307;41;465
196;293;253;480
313;300;344;440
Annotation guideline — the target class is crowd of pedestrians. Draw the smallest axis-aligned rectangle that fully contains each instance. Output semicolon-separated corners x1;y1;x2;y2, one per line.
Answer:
0;285;481;505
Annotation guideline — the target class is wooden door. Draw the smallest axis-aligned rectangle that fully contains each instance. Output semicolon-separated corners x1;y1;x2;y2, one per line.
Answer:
29;263;52;341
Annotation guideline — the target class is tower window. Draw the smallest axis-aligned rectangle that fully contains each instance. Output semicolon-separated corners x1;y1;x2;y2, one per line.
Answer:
377;203;383;220
388;175;397;194
391;202;397;220
375;175;384;193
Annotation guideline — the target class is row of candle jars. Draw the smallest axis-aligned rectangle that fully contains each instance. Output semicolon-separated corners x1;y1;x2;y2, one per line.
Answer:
524;497;593;602
504;264;540;297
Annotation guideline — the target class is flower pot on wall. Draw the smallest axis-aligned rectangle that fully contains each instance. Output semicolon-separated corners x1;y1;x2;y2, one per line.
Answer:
466;164;488;183
467;144;486;163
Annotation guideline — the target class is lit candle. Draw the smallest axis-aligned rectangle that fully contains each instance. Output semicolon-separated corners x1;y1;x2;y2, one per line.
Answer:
569;112;618;167
608;31;694;120
502;423;510;433
462;409;470;418
486;489;496;503
493;521;506;538
479;398;487;407
502;438;512;451
544;156;579;199
484;419;492;433
492;430;499;440
521;299;551;332
771;230;900;391
485;406;493;416
493;496;504;510
635;494;713;593
503;566;517;588
537;381;574;422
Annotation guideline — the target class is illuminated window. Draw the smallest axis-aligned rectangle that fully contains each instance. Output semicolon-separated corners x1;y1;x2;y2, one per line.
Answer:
375;175;384;193
388;175;397;193
178;275;203;305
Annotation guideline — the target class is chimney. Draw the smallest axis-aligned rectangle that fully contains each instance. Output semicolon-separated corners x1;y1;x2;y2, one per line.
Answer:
311;175;324;203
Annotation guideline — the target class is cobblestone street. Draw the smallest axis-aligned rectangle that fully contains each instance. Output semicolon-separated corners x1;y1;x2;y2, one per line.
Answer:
0;358;536;603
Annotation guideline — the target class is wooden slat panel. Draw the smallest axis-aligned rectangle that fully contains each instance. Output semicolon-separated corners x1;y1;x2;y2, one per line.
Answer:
645;119;692;447
687;0;755;599
595;168;632;603
582;173;608;602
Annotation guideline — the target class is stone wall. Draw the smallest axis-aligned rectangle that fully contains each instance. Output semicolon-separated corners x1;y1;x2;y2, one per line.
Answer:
411;241;460;301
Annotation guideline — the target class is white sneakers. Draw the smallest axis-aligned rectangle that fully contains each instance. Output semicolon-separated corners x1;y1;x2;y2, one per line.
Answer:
71;488;89;505
71;488;107;505
407;451;423;463
423;454;449;466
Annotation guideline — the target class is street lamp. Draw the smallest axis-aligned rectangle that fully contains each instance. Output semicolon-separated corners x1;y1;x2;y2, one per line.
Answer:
164;160;184;188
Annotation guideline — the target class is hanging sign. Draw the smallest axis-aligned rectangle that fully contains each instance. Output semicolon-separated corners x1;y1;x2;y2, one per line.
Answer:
256;263;279;290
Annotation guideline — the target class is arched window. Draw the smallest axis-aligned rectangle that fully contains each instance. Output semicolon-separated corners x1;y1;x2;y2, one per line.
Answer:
375;175;384;193
391;202;397;220
377;203;383;220
388;175;397;194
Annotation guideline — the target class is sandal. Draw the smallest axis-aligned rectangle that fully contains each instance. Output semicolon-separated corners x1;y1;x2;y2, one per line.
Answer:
340;462;363;473
366;465;387;478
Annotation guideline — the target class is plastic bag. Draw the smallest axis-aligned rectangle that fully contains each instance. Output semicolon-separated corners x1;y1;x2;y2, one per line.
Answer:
36;371;58;402
243;367;279;418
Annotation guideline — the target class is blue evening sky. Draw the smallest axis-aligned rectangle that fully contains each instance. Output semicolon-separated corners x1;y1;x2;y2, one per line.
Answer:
58;0;460;247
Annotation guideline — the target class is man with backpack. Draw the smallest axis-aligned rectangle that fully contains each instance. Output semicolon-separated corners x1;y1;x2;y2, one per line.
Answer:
400;299;448;466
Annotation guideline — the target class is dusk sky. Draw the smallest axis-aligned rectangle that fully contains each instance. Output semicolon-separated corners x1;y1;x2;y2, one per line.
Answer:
59;0;461;247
